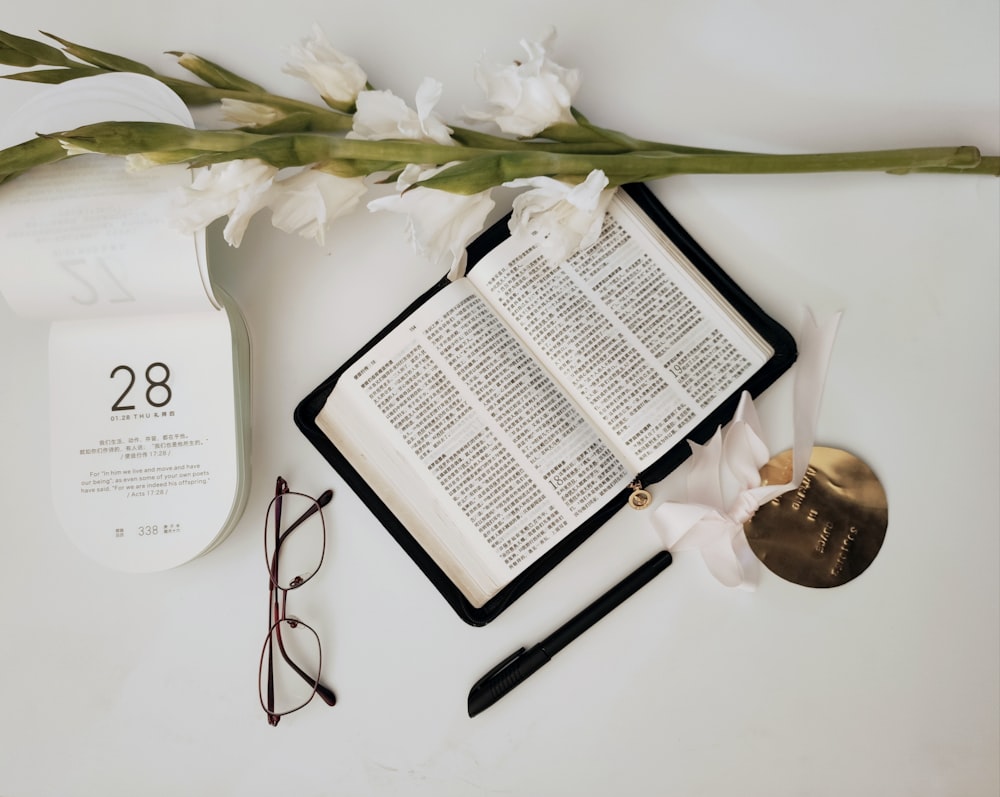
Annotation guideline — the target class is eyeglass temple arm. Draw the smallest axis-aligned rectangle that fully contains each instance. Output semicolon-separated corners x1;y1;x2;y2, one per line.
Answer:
274;489;334;551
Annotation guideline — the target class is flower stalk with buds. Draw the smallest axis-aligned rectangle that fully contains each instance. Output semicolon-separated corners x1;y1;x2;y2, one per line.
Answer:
0;26;996;272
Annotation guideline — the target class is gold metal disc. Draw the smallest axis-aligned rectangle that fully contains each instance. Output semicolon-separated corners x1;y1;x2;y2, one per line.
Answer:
628;488;652;510
745;447;888;588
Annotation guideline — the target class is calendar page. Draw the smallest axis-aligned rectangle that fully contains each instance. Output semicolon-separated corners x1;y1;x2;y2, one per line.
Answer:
0;74;250;571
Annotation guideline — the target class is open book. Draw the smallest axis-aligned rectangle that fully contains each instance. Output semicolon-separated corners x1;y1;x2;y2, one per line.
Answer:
296;184;795;623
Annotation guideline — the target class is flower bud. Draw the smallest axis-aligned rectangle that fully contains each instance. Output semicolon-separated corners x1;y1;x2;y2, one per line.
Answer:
220;99;287;128
169;52;265;93
51;121;259;156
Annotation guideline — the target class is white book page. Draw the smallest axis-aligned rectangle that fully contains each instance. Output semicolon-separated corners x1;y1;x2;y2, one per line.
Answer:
0;73;217;320
319;281;632;605
470;191;773;473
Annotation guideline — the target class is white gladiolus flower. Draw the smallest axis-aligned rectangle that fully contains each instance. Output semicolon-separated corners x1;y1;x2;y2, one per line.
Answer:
348;78;453;146
175;159;368;247
466;27;580;137
175;158;277;247
368;163;495;279
504;169;614;263
268;168;367;245
284;23;367;107
220;98;286;128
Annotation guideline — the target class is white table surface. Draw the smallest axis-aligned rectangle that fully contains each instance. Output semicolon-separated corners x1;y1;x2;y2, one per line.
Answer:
0;2;997;795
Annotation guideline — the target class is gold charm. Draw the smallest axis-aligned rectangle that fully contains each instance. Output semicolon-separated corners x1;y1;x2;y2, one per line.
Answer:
628;481;652;510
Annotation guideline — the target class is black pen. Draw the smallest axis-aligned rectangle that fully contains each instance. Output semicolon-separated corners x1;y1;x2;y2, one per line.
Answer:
467;549;672;717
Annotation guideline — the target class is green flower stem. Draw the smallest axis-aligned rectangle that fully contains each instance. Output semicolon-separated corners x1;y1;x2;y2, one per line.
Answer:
43;118;998;190
542;117;738;155
456;119;736;156
0;135;67;178
587;145;986;183
450;125;702;156
416;145;990;193
53;123;496;166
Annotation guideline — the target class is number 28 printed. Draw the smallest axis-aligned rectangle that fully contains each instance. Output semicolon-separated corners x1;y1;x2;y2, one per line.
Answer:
110;362;173;411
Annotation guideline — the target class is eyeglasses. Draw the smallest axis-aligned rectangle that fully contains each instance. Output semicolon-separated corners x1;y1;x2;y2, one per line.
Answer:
259;476;337;725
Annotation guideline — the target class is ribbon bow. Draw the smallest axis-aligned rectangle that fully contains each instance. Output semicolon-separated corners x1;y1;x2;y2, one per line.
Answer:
652;309;842;589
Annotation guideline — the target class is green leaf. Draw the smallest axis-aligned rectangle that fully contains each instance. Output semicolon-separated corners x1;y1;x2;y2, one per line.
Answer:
3;66;106;84
414;151;581;194
411;156;508;194
535;121;601;144
40;31;155;75
0;45;37;67
0;29;73;66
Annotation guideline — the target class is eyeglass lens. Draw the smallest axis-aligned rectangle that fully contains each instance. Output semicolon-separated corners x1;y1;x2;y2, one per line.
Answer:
265;490;326;590
260;617;323;717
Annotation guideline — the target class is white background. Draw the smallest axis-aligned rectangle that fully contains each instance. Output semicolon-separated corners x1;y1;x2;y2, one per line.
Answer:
0;1;997;795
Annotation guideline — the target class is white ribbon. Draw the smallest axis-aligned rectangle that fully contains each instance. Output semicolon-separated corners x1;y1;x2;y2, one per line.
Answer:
652;309;842;589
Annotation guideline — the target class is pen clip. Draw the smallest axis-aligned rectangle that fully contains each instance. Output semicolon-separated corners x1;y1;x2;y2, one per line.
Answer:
470;646;526;692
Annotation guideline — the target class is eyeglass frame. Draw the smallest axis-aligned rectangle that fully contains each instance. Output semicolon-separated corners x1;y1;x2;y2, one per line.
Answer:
259;475;337;725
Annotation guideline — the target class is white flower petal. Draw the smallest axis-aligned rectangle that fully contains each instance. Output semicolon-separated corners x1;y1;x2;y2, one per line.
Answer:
267;169;367;245
348;78;453;145
283;23;367;106
125;154;158;172
504;169;613;262
173;158;277;247
369;163;494;277
222;178;272;246
466;27;579;137
348;89;413;140
412;78;454;146
58;139;94;157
